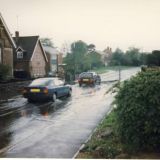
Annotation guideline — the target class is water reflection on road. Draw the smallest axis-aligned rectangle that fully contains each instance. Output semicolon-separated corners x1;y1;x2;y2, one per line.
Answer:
0;83;113;158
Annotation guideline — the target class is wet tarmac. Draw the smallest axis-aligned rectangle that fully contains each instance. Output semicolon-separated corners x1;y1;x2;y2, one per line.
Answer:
0;68;140;158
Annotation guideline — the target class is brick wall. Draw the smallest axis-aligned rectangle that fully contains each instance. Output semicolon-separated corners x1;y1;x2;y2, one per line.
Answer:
30;41;46;77
0;19;14;77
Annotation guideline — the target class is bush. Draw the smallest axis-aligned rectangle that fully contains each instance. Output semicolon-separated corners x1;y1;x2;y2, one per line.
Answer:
114;70;160;152
0;64;10;80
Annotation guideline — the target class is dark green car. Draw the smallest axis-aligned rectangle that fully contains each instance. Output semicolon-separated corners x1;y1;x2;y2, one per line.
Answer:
22;77;72;103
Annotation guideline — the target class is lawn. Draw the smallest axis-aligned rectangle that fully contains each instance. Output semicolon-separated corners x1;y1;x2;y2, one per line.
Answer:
91;66;135;74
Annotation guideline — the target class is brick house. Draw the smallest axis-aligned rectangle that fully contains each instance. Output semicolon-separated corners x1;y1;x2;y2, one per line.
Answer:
43;46;63;76
13;32;48;78
0;13;16;77
103;47;112;66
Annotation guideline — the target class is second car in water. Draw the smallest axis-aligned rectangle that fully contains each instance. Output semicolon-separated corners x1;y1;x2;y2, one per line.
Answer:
78;72;101;87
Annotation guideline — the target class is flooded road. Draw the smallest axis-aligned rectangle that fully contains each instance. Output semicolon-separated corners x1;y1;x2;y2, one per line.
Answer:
0;68;140;158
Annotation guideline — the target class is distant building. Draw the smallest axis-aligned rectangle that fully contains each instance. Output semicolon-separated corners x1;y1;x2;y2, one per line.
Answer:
57;52;63;65
43;46;63;76
103;47;112;66
0;13;16;77
96;47;112;66
43;46;57;74
13;32;48;78
60;42;70;57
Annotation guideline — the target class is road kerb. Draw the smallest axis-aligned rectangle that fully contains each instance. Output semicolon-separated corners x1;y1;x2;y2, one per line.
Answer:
73;104;113;159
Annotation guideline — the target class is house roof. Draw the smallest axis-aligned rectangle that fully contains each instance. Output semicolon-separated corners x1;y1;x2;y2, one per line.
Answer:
13;36;48;62
0;13;16;48
13;36;39;61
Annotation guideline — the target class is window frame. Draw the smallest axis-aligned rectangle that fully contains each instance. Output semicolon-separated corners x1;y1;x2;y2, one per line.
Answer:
17;51;23;59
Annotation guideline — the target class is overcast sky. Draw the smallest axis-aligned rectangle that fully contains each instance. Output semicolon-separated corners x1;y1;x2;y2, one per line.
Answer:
0;0;160;52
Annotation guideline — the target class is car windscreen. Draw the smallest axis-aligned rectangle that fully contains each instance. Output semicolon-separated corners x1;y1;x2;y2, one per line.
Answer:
79;72;93;78
29;79;52;87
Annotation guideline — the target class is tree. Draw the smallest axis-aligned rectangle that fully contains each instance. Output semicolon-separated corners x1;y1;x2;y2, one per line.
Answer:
63;40;104;81
87;51;103;69
125;47;141;66
139;52;149;65
108;47;145;66
103;47;112;65
71;40;88;73
109;48;124;65
88;44;96;52
71;40;88;55
63;40;89;79
146;50;160;66
87;44;103;69
40;38;54;47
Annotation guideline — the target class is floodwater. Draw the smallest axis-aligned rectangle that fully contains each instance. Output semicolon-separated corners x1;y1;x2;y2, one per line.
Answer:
0;68;140;158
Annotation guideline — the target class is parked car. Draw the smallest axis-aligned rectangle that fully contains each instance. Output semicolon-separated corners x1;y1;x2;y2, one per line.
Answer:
22;77;72;102
78;72;101;87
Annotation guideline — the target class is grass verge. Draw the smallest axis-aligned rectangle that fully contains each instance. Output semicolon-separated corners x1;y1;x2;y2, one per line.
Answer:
92;66;135;74
76;110;124;159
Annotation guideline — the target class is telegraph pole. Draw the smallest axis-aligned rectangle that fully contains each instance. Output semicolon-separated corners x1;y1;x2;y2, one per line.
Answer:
118;62;121;82
73;42;76;80
56;54;59;75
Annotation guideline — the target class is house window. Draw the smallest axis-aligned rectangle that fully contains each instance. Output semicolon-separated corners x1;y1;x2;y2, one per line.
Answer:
17;51;23;59
0;47;2;63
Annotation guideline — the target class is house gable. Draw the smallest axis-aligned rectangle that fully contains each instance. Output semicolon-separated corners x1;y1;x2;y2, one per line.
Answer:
0;13;15;76
30;40;48;77
0;13;16;48
31;39;48;62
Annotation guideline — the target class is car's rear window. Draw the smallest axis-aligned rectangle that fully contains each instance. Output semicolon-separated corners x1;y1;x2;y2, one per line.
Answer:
29;79;52;87
79;72;93;78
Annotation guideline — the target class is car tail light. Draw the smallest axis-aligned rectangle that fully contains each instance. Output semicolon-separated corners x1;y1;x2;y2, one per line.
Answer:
43;88;48;94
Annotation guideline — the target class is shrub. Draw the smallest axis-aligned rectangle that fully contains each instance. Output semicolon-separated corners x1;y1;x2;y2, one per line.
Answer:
0;64;10;80
114;70;160;151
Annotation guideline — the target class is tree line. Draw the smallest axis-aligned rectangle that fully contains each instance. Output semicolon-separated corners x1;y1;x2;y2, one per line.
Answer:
109;47;145;66
109;48;160;67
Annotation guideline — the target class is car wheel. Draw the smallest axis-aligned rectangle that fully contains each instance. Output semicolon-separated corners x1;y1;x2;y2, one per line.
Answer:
52;93;57;102
92;82;95;87
67;89;72;97
97;80;100;85
28;98;34;103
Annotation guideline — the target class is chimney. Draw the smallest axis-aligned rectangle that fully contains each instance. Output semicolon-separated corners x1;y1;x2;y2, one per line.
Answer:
15;31;19;42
